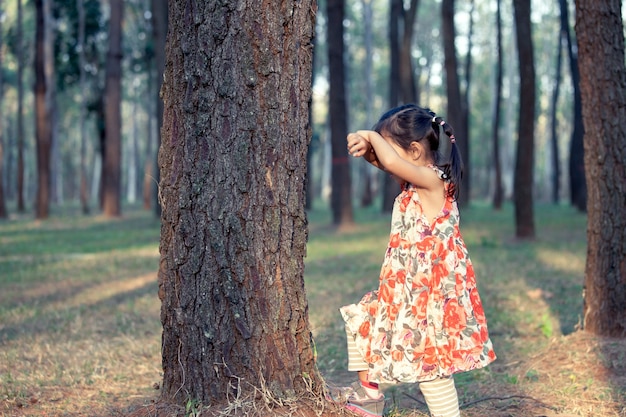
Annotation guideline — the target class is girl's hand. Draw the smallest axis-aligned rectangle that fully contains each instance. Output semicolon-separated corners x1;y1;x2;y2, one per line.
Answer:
347;132;372;158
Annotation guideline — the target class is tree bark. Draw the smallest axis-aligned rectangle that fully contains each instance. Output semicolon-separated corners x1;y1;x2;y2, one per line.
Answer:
102;0;123;217
491;0;504;210
360;0;374;208
382;0;402;213
158;0;322;409
0;0;6;219
34;0;52;219
16;0;25;213
512;0;535;239
550;25;562;204
328;0;353;226
575;0;626;337
151;0;167;217
399;0;419;104
442;0;469;206
563;0;585;212
78;0;90;214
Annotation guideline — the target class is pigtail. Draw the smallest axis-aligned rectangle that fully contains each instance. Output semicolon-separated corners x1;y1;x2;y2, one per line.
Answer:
431;115;464;201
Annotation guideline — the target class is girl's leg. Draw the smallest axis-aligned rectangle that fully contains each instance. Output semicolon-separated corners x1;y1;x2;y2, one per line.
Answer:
418;376;460;417
345;326;369;372
345;326;379;394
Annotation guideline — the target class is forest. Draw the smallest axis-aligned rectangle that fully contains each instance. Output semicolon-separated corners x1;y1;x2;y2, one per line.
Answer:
0;0;586;220
0;0;625;416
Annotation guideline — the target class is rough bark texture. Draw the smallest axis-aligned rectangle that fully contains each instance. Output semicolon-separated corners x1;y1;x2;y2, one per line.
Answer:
327;0;353;226
575;0;626;337
158;0;321;407
512;0;535;239
102;0;123;217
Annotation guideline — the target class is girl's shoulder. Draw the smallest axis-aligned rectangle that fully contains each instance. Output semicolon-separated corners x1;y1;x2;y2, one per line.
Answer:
427;164;448;181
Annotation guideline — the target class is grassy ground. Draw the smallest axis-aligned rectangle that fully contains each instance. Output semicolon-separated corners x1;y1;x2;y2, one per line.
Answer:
0;203;624;417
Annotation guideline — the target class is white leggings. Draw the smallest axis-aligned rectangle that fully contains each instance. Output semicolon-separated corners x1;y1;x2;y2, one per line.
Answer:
345;326;461;417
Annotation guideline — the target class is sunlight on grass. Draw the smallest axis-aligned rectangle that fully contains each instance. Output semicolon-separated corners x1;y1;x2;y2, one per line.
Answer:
536;249;585;274
2;203;623;417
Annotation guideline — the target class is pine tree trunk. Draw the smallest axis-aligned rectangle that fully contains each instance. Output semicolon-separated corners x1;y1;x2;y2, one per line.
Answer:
491;0;504;210
575;0;626;337
158;0;322;409
550;28;562;204
16;0;25;213
102;0;123;217
34;0;51;219
0;0;6;219
151;0;167;217
383;0;403;213
77;0;90;214
512;0;536;239
563;0;586;212
442;0;469;206
328;0;353;226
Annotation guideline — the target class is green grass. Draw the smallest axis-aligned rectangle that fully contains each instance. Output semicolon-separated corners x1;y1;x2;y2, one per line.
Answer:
2;201;623;417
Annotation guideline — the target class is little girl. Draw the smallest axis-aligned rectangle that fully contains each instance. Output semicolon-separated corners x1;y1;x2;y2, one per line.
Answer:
339;104;496;417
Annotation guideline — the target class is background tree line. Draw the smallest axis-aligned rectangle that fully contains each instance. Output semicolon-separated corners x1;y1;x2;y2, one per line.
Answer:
0;0;586;225
0;0;166;219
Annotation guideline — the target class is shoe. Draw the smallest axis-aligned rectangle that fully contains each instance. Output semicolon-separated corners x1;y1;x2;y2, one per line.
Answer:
344;381;385;417
325;382;355;403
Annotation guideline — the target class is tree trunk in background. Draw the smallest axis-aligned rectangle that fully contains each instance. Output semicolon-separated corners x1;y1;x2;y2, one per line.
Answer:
462;0;474;202
45;0;59;205
512;0;535;238
0;0;6;219
399;0;418;104
78;0;90;214
360;0;374;208
442;0;468;206
102;0;123;217
143;63;155;210
575;0;626;337
563;0;585;212
151;0;167;217
382;0;404;213
491;0;503;210
328;0;354;226
96;97;106;208
382;0;420;212
17;0;25;212
550;26;563;204
158;0;322;408
34;0;52;219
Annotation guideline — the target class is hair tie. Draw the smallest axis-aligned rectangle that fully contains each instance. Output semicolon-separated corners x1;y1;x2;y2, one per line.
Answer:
440;120;446;126
432;116;437;123
450;135;456;144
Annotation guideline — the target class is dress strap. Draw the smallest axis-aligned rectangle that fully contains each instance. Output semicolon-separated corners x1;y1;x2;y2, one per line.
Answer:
427;164;449;181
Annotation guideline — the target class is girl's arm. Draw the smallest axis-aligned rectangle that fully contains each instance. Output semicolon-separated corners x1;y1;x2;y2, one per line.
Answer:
347;133;383;169
349;130;441;191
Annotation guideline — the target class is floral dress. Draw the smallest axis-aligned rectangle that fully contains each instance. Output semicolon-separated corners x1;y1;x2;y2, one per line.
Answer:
340;169;496;384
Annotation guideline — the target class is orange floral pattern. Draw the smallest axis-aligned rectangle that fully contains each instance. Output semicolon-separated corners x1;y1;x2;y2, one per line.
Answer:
340;170;496;383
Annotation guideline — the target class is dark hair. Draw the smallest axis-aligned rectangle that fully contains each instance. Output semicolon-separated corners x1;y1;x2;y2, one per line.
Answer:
372;104;463;200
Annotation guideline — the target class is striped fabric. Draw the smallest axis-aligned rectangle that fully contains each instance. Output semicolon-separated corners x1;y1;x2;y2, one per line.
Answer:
345;325;368;371
419;377;460;417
